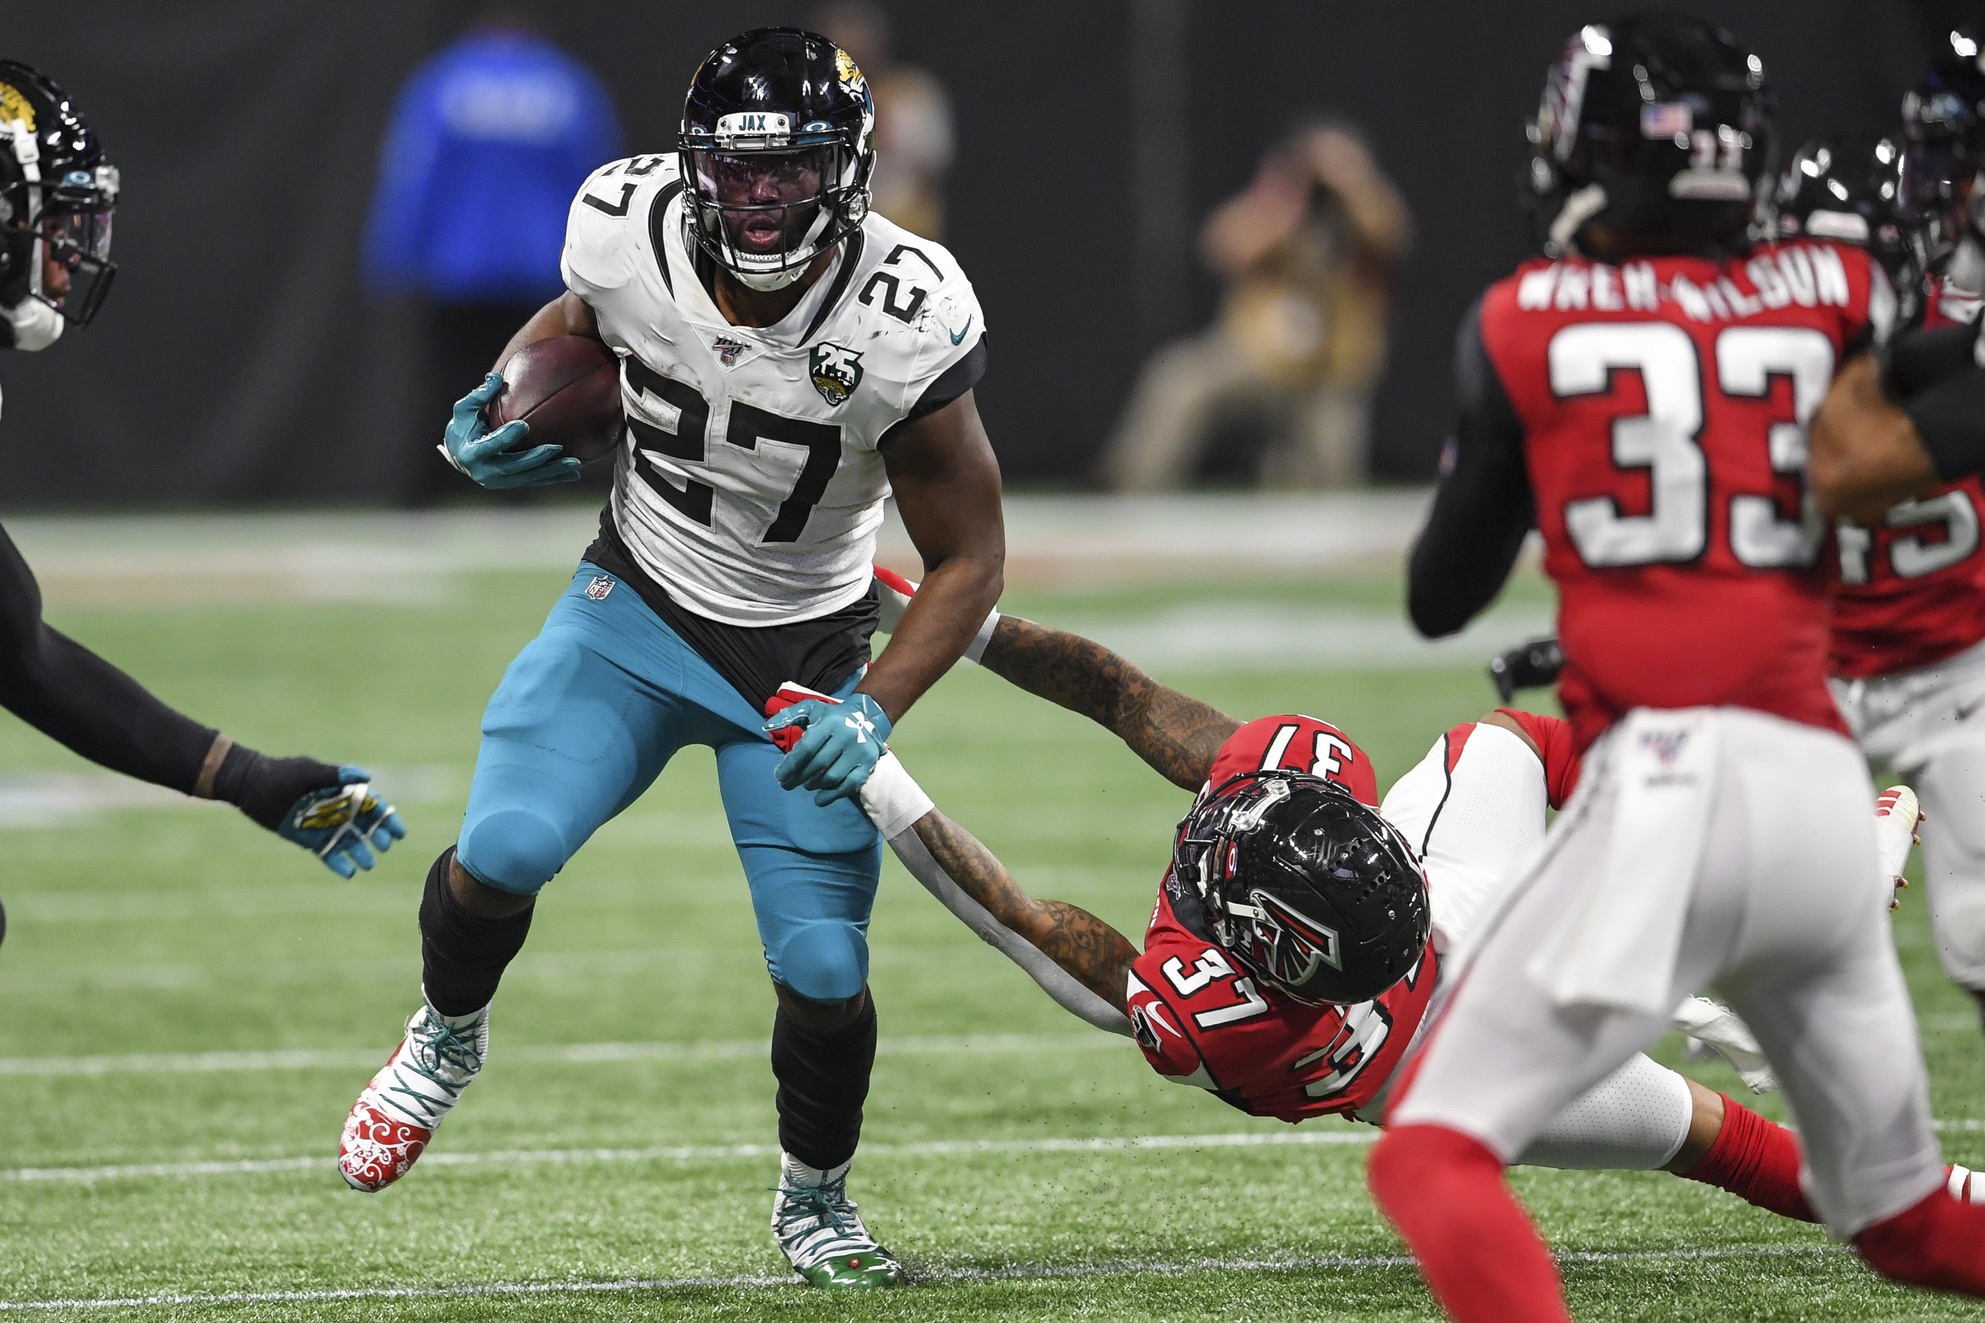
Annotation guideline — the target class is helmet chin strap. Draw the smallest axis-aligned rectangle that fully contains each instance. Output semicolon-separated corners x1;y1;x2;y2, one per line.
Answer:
734;264;810;293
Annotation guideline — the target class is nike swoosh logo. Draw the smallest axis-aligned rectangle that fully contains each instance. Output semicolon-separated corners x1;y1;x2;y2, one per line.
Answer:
948;315;974;346
1958;699;1983;722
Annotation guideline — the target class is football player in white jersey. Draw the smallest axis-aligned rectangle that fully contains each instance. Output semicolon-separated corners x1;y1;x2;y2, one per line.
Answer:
336;29;1004;1289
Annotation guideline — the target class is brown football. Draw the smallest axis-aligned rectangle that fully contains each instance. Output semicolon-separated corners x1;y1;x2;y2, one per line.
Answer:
488;335;624;464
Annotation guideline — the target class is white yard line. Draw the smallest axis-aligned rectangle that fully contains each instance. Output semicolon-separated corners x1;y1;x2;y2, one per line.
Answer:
0;1031;1117;1078
0;1244;1841;1312
0;1128;1376;1185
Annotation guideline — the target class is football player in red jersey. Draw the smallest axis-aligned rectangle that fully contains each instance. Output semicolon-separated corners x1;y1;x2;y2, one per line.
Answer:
1374;17;1985;1319
773;591;1903;1227
1814;38;1985;1025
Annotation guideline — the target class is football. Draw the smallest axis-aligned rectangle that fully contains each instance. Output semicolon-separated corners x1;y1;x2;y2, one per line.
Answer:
488;334;624;464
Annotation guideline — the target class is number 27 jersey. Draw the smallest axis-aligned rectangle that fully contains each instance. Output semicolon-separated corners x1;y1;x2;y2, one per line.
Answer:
561;155;987;627
1477;242;1889;747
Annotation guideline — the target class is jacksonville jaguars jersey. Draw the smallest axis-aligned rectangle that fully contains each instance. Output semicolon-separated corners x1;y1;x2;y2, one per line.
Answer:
561;155;987;627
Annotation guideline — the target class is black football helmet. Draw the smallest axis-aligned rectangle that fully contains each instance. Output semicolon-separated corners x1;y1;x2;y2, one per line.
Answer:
1777;133;1921;324
1898;26;1985;269
1525;14;1775;258
1173;770;1430;1006
678;27;875;292
0;61;117;326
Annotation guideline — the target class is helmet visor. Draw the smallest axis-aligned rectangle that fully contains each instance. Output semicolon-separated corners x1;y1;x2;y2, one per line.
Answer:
687;145;842;262
38;208;116;326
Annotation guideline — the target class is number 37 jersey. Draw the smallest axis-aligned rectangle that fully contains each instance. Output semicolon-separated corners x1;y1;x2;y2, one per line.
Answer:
1125;715;1437;1124
1476;242;1890;747
561;156;987;626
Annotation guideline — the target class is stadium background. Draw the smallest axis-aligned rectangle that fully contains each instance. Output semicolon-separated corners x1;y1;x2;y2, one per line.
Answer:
0;0;1966;505
5;6;1985;1319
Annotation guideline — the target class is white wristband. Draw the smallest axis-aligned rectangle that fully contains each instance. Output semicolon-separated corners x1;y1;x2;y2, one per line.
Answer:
964;609;1001;664
858;751;935;840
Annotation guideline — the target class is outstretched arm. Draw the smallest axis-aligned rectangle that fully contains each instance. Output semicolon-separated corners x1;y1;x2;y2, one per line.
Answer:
906;806;1139;1015
0;524;403;876
978;616;1240;791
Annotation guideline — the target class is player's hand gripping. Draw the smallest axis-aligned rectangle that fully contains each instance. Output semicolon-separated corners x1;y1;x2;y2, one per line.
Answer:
764;684;892;806
440;373;581;489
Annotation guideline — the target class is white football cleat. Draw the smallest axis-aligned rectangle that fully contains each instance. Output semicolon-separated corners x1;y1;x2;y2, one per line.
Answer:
771;1154;903;1288
338;1001;487;1192
1672;995;1777;1094
1875;785;1923;911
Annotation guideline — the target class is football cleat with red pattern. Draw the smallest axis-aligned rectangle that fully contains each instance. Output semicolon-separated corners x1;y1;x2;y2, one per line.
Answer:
337;1002;488;1192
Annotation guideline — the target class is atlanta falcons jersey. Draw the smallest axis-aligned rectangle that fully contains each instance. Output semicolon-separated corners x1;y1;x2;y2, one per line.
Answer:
1479;243;1890;748
1125;715;1437;1123
1830;274;1985;680
561;155;987;626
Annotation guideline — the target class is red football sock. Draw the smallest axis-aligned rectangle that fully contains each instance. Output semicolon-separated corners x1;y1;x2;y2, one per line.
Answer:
1856;1184;1985;1296
1681;1094;1816;1222
1368;1124;1571;1323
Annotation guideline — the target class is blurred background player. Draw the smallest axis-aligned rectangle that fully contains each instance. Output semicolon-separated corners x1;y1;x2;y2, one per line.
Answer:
0;62;404;910
1378;17;1985;1319
1823;31;1985;1027
335;29;1003;1290
363;10;621;506
812;0;954;240
1101;119;1410;490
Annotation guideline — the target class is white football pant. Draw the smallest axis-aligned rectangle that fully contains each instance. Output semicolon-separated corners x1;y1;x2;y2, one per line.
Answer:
1835;633;1985;992
1388;707;1946;1235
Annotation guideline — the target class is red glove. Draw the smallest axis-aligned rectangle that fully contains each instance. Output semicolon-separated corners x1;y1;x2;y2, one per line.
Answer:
764;681;837;754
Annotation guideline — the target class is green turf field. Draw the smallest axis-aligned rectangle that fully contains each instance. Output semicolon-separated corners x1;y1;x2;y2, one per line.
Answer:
1;539;1981;1321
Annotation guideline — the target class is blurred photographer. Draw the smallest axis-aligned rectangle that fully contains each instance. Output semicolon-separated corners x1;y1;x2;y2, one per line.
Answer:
1103;119;1410;489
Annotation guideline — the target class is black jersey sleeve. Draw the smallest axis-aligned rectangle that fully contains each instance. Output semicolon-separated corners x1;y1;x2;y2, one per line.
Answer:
0;521;218;794
1406;296;1535;638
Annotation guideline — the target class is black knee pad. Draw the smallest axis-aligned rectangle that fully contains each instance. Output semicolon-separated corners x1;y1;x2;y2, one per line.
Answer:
419;846;535;1016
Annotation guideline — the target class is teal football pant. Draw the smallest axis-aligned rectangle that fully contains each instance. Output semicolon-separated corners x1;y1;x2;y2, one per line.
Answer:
456;564;883;1003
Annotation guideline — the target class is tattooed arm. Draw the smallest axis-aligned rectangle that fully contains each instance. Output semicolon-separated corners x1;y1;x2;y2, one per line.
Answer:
977;616;1241;791
907;807;1140;1014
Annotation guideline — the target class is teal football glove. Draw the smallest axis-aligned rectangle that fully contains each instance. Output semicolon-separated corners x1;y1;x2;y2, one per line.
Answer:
276;766;407;879
441;372;581;489
766;692;892;806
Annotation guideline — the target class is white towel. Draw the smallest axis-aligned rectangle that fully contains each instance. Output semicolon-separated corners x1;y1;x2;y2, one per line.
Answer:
1528;708;1720;1016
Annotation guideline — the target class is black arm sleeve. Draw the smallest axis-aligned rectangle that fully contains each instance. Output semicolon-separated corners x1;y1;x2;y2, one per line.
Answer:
0;521;218;793
1406;297;1536;638
1881;318;1983;398
1905;366;1985;483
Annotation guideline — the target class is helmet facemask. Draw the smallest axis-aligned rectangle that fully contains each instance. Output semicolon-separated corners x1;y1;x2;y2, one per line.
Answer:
1174;770;1430;1007
1;124;118;327
682;123;867;292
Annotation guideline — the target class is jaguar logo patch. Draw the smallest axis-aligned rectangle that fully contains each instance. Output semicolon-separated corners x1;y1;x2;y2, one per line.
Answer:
809;343;864;407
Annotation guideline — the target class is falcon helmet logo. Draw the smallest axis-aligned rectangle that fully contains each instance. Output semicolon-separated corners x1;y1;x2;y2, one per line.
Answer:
809;342;864;406
1247;888;1344;987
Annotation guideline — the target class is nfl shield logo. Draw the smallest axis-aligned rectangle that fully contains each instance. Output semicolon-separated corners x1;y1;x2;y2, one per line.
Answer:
584;575;614;601
809;343;864;406
712;336;747;368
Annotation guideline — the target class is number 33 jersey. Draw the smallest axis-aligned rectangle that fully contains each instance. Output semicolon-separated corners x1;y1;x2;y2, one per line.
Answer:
1476;242;1890;748
1125;715;1438;1124
561;155;987;626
